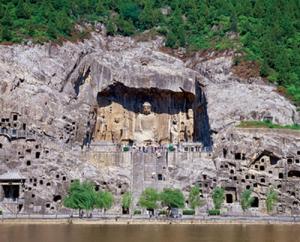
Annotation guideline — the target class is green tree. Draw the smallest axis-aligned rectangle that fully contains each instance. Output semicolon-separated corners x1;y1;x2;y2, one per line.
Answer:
266;187;278;214
106;18;117;35
1;8;12;27
188;185;202;210
0;4;5;19
0;25;12;41
116;17;136;36
55;10;72;35
166;6;185;48
63;180;97;214
212;187;225;210
118;1;140;24
139;187;159;210
230;12;238;32
138;0;162;30
46;20;58;39
122;192;132;214
95;191;114;212
160;188;185;210
15;0;31;19
240;189;254;212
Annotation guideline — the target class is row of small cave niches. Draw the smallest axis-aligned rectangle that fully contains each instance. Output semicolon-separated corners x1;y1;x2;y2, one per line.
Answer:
23;174;68;195
24;173;69;211
222;148;300;164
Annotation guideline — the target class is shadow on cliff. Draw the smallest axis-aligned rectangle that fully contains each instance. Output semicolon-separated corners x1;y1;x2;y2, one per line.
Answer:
194;82;213;149
96;82;195;115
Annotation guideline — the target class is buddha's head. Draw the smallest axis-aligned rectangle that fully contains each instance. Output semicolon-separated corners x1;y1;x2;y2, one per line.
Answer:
142;102;152;115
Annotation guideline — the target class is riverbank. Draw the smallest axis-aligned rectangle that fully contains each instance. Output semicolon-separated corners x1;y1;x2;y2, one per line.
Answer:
2;216;300;225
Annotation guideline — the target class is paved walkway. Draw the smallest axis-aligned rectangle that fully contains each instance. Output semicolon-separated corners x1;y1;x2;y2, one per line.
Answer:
2;214;300;224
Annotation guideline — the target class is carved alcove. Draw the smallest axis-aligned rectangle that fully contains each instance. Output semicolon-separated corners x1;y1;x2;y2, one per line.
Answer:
93;83;198;146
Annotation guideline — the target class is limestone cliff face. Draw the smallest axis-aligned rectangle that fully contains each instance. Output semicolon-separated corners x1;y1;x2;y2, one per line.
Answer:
0;32;299;214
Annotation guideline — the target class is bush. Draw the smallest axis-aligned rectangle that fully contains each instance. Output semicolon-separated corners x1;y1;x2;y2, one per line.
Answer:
133;210;141;215
0;210;2;215
158;210;167;215
208;209;220;216
168;144;175;152
183;209;195;215
123;146;129;152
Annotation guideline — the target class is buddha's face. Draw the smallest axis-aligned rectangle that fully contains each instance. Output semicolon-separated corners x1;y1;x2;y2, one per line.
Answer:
143;102;152;115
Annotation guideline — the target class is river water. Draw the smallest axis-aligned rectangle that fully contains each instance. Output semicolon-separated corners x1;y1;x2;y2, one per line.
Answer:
1;224;300;242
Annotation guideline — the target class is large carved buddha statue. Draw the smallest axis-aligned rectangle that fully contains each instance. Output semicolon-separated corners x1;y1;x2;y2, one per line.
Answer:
134;102;157;146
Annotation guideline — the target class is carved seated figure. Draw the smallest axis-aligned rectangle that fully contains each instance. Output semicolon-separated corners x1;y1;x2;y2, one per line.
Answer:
134;102;157;146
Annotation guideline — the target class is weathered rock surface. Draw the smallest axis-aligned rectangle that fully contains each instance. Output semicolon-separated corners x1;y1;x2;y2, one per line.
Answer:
0;32;299;215
188;54;298;133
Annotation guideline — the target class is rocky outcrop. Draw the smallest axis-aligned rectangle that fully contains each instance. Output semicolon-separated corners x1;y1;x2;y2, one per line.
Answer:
188;53;298;133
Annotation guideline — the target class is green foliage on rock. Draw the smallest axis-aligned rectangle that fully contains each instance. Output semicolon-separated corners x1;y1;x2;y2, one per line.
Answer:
139;187;159;210
160;188;185;209
238;120;300;131
266;187;278;214
240;189;254;212
0;0;299;105
212;187;225;210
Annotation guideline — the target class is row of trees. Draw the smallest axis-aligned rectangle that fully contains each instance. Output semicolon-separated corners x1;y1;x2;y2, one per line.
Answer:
63;180;114;215
63;181;202;216
64;181;278;216
138;186;202;214
212;187;278;214
1;0;300;105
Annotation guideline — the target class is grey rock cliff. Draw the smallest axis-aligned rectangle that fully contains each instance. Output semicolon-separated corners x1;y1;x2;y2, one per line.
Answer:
0;32;299;215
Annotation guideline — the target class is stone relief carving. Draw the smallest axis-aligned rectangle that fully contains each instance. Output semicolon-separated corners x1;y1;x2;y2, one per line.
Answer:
93;101;194;146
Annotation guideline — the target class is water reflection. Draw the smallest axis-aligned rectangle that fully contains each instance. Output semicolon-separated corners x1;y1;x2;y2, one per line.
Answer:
1;224;300;242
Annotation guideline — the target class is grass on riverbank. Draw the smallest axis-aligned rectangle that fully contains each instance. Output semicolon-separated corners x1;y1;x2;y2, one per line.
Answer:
238;120;300;131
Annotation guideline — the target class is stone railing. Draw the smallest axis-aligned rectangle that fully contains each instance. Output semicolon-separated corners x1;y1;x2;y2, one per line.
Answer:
88;142;213;154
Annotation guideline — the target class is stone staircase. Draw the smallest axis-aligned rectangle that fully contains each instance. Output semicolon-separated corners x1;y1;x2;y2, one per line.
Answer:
132;150;169;204
132;151;145;203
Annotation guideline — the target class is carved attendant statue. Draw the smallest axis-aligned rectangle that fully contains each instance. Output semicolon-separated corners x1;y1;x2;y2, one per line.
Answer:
170;115;179;144
186;108;194;142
